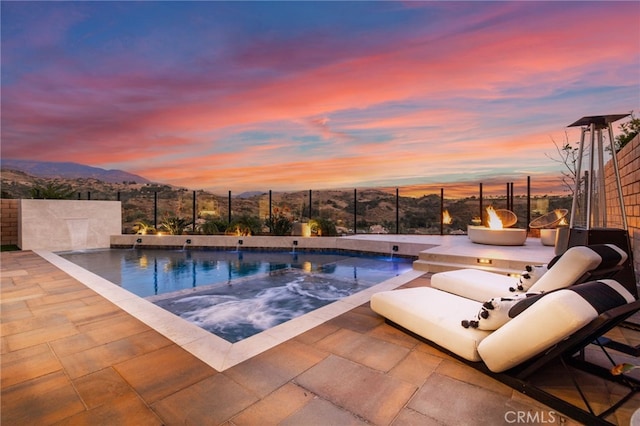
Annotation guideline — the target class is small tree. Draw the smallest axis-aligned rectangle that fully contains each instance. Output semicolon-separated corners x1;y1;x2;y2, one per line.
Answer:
227;215;261;236
546;131;579;196
265;207;293;236
29;182;75;199
547;113;638;197
614;111;639;152
310;217;338;236
160;216;190;235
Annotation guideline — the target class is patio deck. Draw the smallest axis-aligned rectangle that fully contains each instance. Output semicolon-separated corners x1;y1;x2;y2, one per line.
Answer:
2;236;638;425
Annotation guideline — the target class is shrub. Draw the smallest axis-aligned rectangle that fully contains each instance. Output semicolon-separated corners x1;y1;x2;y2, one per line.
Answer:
265;207;293;236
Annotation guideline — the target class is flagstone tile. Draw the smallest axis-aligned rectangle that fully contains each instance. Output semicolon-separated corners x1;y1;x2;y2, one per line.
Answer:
230;382;313;425
225;339;327;399
324;307;383;333
115;344;216;403
435;358;513;397
280;397;369;426
49;312;151;358
293;321;341;345
391;408;445;426
68;368;163;425
58;329;172;379
1;312;69;336
25;288;97;308
1;370;84;425
73;367;133;409
0;285;46;303
56;394;163;426
57;300;123;324
367;321;421;349
0;300;32;323
152;374;258;425
315;327;410;372
388;348;442;387
1;343;63;388
77;310;151;341
3;321;78;352
408;373;513;425
295;354;416;425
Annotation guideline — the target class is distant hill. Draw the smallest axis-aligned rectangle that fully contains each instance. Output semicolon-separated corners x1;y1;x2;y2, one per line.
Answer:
0;159;150;184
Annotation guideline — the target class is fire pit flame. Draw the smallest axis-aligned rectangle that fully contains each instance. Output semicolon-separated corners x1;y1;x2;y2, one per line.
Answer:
468;206;526;246
486;206;503;230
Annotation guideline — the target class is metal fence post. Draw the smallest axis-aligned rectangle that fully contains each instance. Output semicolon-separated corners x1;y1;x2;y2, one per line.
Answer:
192;190;196;232
354;188;357;235
395;188;399;234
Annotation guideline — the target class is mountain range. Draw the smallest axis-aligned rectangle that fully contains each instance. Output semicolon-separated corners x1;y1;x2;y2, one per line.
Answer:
0;159;150;184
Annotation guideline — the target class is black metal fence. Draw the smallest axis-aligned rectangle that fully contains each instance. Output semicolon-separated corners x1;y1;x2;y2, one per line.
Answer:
70;176;572;236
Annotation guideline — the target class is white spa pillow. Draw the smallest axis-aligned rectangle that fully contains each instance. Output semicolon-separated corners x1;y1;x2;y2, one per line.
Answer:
461;292;544;331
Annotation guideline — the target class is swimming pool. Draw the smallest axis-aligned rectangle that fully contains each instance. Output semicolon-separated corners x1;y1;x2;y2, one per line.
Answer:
60;249;413;342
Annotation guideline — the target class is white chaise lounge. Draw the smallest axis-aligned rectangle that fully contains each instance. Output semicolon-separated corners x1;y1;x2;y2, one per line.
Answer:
430;244;628;302
370;243;639;424
370;279;636;372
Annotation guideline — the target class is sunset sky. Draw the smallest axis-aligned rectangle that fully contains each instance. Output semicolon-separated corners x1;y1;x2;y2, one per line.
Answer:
2;1;638;197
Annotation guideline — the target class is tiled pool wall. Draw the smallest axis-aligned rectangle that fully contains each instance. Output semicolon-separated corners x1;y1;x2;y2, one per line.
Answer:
110;235;426;259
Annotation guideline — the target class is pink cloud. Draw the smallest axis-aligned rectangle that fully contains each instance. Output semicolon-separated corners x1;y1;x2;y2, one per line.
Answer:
2;2;637;194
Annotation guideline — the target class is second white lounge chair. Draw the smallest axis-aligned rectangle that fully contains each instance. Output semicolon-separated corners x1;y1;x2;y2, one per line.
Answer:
430;244;628;302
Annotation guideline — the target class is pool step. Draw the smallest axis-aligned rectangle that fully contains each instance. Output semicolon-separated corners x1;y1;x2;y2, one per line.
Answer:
413;253;529;276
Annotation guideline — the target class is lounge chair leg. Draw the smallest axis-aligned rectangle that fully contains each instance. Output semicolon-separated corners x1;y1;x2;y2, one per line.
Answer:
560;357;596;416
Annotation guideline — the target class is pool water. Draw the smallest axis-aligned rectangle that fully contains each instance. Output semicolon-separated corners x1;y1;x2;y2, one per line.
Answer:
60;249;412;342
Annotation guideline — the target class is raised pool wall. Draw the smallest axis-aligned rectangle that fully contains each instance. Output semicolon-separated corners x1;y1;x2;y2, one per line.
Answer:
18;199;121;251
110;234;423;258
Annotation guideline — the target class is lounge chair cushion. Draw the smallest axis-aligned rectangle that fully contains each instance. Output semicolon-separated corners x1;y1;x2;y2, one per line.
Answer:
461;292;542;330
430;244;627;302
430;269;516;302
478;279;635;372
527;244;627;293
370;287;490;362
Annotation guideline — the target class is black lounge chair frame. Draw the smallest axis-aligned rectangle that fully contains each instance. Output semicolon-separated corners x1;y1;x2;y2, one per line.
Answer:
385;297;640;426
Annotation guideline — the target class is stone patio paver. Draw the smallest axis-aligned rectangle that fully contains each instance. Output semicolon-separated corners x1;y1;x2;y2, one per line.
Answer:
1;250;637;425
295;354;418;425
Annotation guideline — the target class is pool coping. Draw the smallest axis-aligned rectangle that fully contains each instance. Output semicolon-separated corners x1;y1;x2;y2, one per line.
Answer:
35;249;425;371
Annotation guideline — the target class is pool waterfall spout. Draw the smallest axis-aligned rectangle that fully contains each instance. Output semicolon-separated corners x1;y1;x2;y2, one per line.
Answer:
132;238;142;249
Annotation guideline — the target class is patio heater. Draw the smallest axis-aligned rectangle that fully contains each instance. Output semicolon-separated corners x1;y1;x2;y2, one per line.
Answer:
565;114;636;295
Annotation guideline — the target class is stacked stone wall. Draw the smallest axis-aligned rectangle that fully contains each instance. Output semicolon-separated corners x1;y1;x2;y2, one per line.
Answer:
0;199;19;246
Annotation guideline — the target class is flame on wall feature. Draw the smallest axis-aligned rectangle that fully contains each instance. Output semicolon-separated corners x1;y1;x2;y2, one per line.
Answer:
442;209;452;225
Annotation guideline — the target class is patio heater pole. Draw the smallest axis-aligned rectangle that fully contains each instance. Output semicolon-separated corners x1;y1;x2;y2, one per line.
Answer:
566;114;635;295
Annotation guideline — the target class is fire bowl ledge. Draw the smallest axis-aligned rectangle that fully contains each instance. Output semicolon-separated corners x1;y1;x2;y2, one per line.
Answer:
467;225;528;246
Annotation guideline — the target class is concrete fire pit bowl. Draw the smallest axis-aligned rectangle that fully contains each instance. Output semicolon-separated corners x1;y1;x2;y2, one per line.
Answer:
467;225;527;246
